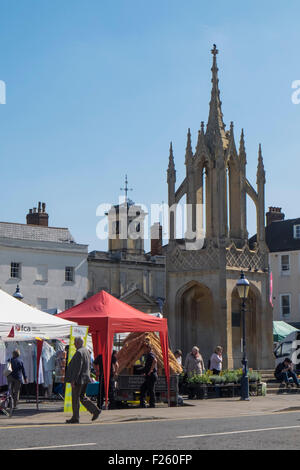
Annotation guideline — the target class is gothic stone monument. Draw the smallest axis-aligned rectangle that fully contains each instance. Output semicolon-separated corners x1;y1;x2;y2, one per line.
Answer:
165;46;273;370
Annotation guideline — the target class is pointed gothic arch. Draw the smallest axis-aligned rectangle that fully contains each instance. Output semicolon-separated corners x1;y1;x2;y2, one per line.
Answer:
194;156;213;239
230;283;262;369
227;156;242;239
175;281;214;360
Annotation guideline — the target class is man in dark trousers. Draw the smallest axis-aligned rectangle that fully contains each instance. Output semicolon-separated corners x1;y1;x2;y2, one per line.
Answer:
65;336;101;424
94;350;119;409
140;344;158;408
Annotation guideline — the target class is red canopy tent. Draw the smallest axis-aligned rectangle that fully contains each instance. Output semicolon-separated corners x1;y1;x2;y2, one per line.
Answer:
57;290;170;407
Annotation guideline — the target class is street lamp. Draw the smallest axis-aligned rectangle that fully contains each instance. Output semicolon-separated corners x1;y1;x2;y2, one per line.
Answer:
236;271;250;401
13;285;24;301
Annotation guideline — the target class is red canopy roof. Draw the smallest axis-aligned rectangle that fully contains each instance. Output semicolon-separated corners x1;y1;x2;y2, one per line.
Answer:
57;290;170;407
57;290;167;334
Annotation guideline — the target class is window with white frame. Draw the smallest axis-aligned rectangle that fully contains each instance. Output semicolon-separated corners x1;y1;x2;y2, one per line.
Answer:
281;254;290;274
65;266;75;282
10;262;21;279
65;299;75;310
280;294;291;318
36;264;48;282
294;224;300;239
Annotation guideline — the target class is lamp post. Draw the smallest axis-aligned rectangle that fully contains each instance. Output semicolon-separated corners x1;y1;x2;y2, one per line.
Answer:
236;271;250;401
13;285;24;301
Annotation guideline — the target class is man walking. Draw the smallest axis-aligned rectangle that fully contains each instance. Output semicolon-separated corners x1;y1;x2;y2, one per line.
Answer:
140;344;158;408
65;337;101;424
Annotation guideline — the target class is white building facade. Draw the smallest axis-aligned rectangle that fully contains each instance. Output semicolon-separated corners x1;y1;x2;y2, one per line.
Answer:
0;210;88;312
259;208;300;328
270;247;300;325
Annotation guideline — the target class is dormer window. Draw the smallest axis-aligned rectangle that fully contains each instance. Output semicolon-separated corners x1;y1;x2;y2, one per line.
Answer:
294;224;300;239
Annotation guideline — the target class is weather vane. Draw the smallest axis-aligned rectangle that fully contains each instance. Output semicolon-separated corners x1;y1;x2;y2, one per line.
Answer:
120;174;133;203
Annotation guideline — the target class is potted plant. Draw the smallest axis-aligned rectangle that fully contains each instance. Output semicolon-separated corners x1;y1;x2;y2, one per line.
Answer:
222;370;239;384
220;370;241;397
248;370;261;383
187;373;211;399
210;375;226;385
209;374;226;398
248;370;261;395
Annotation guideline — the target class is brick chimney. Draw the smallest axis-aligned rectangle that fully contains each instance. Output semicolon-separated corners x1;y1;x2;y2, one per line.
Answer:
150;222;163;256
266;207;285;226
26;202;49;226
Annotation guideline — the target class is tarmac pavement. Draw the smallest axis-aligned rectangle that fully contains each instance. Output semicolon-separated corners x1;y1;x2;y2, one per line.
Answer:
1;393;300;427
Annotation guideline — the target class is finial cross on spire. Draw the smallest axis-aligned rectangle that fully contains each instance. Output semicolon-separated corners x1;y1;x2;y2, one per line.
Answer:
120;174;133;202
211;44;218;56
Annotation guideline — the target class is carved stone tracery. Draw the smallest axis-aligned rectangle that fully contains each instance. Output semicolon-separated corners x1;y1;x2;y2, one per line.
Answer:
168;240;219;272
225;243;266;271
168;240;266;273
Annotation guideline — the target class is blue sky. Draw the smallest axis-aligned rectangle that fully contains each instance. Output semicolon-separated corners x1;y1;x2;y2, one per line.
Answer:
0;0;299;251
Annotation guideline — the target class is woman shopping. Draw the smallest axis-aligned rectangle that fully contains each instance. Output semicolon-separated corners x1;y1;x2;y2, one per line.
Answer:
209;346;223;375
7;349;28;409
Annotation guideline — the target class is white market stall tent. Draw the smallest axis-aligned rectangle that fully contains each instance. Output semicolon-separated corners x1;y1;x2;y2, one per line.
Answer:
0;289;79;409
0;288;77;341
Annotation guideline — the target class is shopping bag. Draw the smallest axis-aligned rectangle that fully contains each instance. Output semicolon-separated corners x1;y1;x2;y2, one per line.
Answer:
3;361;12;377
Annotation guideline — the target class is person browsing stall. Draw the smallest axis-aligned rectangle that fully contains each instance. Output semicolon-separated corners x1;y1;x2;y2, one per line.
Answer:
140;344;158;408
7;349;28;410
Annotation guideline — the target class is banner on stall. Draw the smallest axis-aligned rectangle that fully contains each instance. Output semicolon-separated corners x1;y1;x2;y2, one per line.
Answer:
64;325;89;413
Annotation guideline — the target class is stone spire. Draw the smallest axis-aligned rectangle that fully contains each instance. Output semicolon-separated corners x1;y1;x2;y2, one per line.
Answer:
185;128;193;166
205;44;227;153
195;121;207;157
239;128;247;165
167;141;176;183
256;143;265;185
256;143;266;244
167;141;176;241
226;121;238;161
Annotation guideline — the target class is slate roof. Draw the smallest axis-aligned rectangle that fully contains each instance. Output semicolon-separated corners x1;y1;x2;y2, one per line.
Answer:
0;222;75;244
249;218;300;253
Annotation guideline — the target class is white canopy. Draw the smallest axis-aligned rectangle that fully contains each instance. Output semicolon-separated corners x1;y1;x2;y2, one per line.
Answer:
0;288;77;341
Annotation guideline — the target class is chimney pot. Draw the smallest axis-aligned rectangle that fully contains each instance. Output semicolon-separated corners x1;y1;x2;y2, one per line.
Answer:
26;203;49;226
151;222;163;256
266;206;284;226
